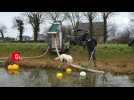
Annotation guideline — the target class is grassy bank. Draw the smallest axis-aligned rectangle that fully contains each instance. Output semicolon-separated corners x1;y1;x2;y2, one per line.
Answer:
69;44;134;75
69;43;134;62
0;43;133;59
0;43;134;74
0;43;48;57
96;44;134;59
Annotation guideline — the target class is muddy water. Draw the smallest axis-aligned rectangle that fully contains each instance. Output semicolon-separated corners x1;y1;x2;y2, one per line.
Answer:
0;67;134;87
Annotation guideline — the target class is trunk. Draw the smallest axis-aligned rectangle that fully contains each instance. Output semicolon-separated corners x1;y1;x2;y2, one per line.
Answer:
33;24;39;42
1;32;4;40
73;22;79;35
89;18;93;38
103;16;107;43
19;28;23;42
19;30;23;42
75;21;79;31
34;30;38;42
19;34;23;42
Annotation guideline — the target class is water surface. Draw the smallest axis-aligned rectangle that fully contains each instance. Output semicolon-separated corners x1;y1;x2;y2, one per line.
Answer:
0;68;134;87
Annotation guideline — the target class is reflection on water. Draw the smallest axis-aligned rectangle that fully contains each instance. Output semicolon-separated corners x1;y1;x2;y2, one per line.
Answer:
0;68;134;87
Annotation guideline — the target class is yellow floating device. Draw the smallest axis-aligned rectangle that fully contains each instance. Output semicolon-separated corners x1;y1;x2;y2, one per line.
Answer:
7;64;20;70
66;68;72;74
56;72;63;80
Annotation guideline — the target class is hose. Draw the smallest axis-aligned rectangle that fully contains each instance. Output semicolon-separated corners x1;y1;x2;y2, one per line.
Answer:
0;57;8;60
54;36;62;61
55;37;60;57
22;46;49;59
0;46;49;62
0;35;62;62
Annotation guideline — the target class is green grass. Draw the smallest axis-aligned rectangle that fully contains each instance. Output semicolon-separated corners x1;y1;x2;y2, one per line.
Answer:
69;43;134;61
96;43;134;59
0;43;134;60
0;43;48;57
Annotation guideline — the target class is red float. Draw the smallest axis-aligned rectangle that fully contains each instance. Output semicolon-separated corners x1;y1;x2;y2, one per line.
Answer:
11;50;21;62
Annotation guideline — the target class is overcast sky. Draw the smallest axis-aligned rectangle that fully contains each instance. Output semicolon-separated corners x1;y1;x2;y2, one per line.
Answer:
0;12;132;38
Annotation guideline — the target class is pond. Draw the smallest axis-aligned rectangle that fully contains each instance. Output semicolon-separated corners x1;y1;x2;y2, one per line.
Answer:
0;67;134;87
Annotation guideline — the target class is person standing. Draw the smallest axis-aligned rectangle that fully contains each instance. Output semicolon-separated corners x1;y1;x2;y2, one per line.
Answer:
86;37;97;67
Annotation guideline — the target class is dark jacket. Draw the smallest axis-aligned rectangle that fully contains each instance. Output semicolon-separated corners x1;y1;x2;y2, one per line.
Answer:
86;37;97;52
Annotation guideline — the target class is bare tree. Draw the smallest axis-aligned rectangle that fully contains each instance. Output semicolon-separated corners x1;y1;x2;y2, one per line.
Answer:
25;12;44;41
13;17;24;42
129;13;134;35
46;12;66;23
102;12;112;43
0;24;7;40
65;12;82;34
83;12;97;37
108;24;117;37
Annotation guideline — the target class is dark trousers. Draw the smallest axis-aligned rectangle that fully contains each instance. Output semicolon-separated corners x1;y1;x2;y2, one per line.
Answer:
88;48;96;66
89;49;96;59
